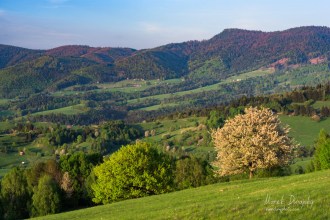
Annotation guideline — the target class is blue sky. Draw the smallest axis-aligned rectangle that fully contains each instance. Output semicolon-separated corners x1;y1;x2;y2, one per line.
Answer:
1;0;330;49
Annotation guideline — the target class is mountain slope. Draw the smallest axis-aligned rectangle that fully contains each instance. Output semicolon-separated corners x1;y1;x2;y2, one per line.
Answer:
45;45;136;64
0;44;44;68
1;26;330;98
0;55;98;96
0;45;135;97
190;26;330;76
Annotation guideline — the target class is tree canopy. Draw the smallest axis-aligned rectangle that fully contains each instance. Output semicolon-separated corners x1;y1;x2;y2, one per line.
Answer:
312;129;330;170
174;156;215;189
0;167;30;219
31;175;61;217
92;142;174;204
212;107;296;179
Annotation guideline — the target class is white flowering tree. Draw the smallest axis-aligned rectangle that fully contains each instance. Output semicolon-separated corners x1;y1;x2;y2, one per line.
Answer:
212;107;296;179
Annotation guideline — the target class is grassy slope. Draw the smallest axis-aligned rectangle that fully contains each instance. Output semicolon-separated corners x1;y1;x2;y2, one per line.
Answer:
312;100;330;108
127;69;273;106
0;113;327;171
138;117;212;155
31;104;87;116
39;65;328;113
35;169;330;220
279;115;330;147
0;122;54;169
139;117;205;141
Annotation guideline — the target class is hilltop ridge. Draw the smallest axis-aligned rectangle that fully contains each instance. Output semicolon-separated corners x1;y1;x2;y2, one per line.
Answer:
1;26;330;98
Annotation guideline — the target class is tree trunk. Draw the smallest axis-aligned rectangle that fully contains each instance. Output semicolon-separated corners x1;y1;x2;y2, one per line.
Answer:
249;170;253;179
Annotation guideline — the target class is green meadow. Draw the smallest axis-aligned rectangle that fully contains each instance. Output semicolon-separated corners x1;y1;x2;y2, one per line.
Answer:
126;69;273;108
34;169;330;220
31;104;88;116
279;115;330;147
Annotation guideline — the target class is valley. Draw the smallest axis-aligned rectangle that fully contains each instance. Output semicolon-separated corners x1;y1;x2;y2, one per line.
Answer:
1;26;330;219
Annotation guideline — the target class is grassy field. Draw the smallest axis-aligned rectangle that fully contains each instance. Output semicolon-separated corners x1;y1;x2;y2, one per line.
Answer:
0;113;326;173
102;78;183;93
0;121;15;132
139;102;181;111
279;115;330;147
0;99;10;105
127;69;273;108
0;168;11;178
31;104;88;116
139;117;206;142
129;66;328;111
56;79;183;96
0;122;55;170
137;115;329;163
312;100;330;108
0;143;52;168
35;169;330;220
138;117;215;160
139;114;329;152
222;68;274;83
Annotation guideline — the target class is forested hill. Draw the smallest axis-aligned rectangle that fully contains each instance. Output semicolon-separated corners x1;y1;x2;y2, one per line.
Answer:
1;26;330;97
0;44;44;68
195;26;330;72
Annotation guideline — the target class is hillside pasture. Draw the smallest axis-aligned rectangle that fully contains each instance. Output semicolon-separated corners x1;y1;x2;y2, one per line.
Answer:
279;115;330;147
34;169;330;220
312;100;330;108
31;104;88;116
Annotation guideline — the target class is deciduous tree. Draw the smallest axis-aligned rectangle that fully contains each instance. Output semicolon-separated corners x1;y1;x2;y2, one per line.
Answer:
212;107;295;179
174;156;215;189
312;129;330;170
59;152;101;207
92;142;174;204
0;167;30;219
31;175;61;217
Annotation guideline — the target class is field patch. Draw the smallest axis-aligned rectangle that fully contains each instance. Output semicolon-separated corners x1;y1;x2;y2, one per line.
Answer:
31;104;87;116
279;115;330;147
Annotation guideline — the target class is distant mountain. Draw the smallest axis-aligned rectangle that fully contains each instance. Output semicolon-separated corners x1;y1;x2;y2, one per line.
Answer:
1;26;330;98
195;26;330;72
116;26;330;81
45;45;136;64
0;44;44;68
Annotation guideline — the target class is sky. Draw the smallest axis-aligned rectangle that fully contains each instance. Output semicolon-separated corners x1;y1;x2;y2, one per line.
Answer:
1;0;330;50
